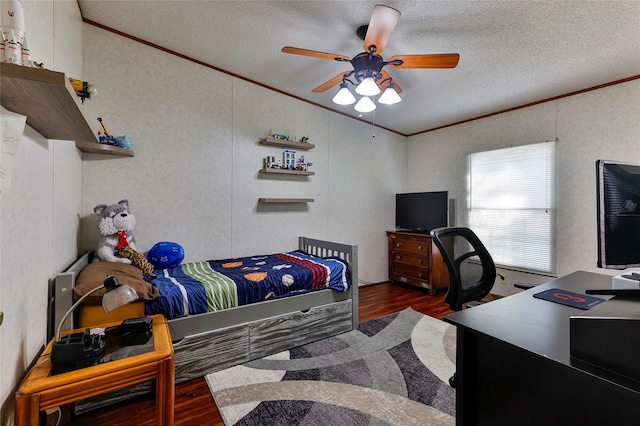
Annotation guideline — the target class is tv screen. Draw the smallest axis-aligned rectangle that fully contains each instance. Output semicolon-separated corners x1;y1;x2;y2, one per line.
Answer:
395;191;448;233
596;160;640;269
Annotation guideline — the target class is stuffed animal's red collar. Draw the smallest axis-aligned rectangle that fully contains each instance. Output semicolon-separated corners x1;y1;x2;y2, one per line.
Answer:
116;230;129;250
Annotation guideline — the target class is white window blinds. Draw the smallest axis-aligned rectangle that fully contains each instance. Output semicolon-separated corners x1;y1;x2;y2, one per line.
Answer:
468;141;557;274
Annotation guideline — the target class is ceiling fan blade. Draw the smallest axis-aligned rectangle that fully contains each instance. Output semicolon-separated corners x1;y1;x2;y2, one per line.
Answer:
388;54;460;69
282;46;350;62
363;5;400;55
312;72;351;93
378;71;403;93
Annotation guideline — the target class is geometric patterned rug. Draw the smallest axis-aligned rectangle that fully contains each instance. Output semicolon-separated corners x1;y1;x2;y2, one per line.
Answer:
206;308;456;425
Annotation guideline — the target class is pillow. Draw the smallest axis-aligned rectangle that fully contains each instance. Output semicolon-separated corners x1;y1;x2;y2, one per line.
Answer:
74;262;160;305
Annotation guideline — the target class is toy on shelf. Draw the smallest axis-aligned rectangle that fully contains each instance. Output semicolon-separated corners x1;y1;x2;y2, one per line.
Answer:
296;155;313;171
97;117;133;149
69;78;97;104
0;0;31;66
264;155;282;169
263;151;312;171
284;150;296;169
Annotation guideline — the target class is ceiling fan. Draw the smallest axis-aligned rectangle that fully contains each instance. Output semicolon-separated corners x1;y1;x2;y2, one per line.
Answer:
281;4;460;112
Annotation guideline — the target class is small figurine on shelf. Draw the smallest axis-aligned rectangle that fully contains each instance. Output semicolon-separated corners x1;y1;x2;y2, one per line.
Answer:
296;156;313;171
267;130;290;141
300;136;309;144
272;133;289;141
69;78;97;104
264;155;282;169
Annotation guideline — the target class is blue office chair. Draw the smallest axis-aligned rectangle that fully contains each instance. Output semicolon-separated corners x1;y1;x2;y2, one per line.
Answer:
430;227;496;312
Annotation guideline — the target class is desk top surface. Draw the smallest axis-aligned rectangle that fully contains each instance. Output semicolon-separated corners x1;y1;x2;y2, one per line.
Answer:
444;271;623;365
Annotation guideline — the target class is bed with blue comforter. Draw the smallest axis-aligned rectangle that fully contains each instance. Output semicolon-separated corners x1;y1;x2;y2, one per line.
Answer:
145;250;351;319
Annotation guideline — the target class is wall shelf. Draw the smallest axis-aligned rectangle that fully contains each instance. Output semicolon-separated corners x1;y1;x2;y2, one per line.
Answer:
259;198;314;203
259;167;314;176
75;141;134;157
259;136;315;150
0;63;134;157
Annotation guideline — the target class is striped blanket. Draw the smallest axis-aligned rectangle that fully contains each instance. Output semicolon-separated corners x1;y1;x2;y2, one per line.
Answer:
144;251;350;319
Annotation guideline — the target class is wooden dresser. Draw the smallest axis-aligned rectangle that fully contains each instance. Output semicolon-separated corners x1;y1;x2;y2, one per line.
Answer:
386;231;449;295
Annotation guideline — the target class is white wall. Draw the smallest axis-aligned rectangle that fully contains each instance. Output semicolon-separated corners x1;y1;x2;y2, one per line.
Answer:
0;0;83;424
79;24;406;284
407;79;640;296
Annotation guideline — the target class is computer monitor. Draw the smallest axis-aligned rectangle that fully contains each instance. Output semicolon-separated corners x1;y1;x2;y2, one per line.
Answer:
596;160;640;269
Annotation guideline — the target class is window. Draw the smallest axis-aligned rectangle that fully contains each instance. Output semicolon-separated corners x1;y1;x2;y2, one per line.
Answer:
468;141;556;274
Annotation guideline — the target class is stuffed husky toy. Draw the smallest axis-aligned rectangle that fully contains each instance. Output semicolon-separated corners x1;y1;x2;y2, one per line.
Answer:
93;199;156;278
94;199;138;263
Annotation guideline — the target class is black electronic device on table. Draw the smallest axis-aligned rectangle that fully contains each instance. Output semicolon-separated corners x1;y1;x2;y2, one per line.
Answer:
50;317;153;368
50;328;106;366
119;316;153;334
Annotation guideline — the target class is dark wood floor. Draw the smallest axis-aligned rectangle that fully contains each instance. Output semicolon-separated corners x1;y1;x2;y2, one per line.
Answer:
69;282;451;426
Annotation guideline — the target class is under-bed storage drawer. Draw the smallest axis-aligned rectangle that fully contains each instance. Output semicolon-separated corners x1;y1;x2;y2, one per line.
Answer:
249;299;352;359
173;322;250;383
173;299;353;383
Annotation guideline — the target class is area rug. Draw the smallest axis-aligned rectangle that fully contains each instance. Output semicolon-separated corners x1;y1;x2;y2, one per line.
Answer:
205;308;456;426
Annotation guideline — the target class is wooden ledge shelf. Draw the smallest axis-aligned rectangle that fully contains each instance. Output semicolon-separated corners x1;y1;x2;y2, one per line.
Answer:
1;62;97;143
259;198;314;203
75;142;134;157
259;136;315;150
259;168;314;176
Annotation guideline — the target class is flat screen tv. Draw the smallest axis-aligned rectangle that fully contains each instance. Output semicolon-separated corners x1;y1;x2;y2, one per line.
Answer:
395;191;448;233
596;160;640;269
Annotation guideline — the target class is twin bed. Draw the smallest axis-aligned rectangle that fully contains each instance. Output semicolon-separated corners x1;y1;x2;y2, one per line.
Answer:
50;237;359;390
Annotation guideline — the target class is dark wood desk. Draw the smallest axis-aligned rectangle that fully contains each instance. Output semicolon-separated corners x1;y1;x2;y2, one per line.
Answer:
445;271;640;426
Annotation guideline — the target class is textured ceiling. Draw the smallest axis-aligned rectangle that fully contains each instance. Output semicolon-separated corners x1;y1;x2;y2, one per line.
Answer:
78;1;640;136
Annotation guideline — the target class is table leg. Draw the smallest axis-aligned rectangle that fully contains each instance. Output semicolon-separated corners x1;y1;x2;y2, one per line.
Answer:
14;393;40;426
156;356;175;426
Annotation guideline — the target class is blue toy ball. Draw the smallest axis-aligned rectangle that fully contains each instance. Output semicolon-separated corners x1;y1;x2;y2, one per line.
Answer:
148;242;184;269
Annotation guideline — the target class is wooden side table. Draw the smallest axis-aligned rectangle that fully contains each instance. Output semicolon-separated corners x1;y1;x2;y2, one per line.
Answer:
15;314;174;426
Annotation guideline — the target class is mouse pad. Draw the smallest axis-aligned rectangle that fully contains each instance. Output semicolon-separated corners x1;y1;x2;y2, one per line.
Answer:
533;288;605;309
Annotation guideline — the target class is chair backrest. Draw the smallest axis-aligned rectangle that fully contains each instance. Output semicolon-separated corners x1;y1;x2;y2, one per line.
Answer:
430;227;496;311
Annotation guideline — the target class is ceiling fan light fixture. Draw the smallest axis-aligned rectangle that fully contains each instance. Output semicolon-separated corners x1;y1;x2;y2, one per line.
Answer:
354;96;376;113
332;84;356;105
355;76;381;96
378;83;402;105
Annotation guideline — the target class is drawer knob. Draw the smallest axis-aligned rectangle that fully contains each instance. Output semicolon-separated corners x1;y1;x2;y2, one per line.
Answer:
396;243;401;248
396;255;401;260
418;259;423;264
418;273;423;278
418;245;423;250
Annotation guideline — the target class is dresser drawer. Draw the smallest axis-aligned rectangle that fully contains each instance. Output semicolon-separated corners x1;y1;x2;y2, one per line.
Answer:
390;238;430;255
391;252;430;269
392;264;430;281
